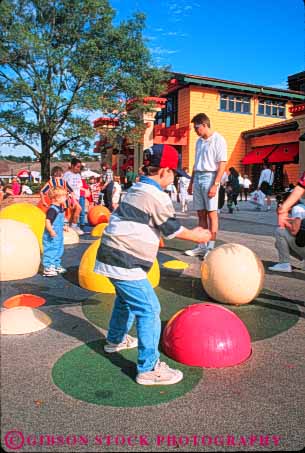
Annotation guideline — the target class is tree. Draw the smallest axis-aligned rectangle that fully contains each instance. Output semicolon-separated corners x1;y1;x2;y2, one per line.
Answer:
0;0;166;179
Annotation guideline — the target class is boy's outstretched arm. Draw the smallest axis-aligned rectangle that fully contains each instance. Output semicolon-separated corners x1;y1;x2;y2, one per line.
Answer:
175;226;211;244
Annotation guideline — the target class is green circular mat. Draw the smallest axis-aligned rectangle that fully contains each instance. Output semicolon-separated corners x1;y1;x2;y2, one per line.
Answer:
52;340;202;407
82;279;300;342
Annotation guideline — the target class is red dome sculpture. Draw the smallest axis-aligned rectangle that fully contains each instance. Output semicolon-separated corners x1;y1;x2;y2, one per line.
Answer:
162;303;251;368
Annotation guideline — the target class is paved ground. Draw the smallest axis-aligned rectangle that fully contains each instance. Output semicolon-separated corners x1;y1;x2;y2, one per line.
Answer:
1;199;304;452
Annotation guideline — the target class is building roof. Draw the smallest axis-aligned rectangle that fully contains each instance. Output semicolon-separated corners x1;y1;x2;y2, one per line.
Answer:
169;72;305;101
242;119;299;139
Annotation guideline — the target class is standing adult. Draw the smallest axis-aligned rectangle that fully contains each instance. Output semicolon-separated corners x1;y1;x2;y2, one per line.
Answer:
258;161;274;211
125;166;137;189
185;113;227;257
101;162;114;211
238;174;244;201
178;167;191;213
228;167;240;211
63;158;84;235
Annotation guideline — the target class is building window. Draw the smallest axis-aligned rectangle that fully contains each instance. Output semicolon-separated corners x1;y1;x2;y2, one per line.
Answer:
258;99;286;118
155;93;178;126
220;93;251;114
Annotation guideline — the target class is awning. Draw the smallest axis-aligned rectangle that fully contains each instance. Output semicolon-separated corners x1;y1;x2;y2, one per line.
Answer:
241;145;276;165
267;142;299;163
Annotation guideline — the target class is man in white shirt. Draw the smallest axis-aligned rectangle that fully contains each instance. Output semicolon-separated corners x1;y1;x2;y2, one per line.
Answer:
258;162;274;211
186;113;227;257
242;175;252;201
63;158;84;235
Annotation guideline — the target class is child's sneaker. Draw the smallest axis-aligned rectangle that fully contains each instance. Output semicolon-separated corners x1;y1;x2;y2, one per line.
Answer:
72;226;85;236
136;360;183;386
104;334;138;353
185;244;207;256
55;265;67;274
43;266;58;277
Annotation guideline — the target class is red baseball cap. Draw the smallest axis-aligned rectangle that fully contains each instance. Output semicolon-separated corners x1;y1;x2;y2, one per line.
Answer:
143;144;189;177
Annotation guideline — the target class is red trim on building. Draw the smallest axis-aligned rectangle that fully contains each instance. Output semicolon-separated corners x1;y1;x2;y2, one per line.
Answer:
153;124;189;145
268;142;299;163
242;145;276;165
126;97;167;111
289;103;305;115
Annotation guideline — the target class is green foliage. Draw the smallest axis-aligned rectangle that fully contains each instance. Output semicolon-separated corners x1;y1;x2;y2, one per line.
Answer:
0;0;167;179
0;155;34;162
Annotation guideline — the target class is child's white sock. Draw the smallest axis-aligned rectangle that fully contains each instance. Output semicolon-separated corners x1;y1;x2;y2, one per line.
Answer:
72;223;77;228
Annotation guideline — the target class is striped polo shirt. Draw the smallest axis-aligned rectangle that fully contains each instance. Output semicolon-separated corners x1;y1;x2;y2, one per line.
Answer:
94;176;184;280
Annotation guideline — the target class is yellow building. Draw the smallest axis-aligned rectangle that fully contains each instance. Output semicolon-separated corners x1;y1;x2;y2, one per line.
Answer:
154;72;305;175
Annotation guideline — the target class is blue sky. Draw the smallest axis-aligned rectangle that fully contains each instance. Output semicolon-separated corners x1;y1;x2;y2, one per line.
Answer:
2;0;304;156
111;0;304;87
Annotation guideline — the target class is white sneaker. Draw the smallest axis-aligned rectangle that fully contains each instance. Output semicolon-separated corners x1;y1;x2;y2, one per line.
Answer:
136;360;183;386
268;263;292;273
43;266;58;277
55;265;67;274
184;245;207;257
72;226;84;236
104;334;138;353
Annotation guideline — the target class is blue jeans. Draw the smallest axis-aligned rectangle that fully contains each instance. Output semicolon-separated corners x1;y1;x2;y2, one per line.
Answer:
108;278;161;374
79;195;86;226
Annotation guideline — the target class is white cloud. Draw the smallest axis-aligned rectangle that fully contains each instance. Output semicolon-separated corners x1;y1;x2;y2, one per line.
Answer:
150;46;179;55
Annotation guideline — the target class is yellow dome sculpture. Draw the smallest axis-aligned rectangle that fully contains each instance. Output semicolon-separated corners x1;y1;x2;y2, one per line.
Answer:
0;219;40;281
79;239;160;293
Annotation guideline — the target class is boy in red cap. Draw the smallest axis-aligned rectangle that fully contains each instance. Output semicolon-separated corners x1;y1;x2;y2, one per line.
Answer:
94;144;211;386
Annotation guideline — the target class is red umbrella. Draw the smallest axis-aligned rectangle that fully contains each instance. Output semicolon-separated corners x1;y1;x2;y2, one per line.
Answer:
17;169;30;178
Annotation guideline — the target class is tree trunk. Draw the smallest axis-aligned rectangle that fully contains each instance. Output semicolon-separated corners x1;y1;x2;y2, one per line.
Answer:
40;132;51;181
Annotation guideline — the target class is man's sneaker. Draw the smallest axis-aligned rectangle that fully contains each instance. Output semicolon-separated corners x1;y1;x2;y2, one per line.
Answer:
43;267;58;277
185;245;207;257
136;360;183;386
72;226;84;236
268;262;292;273
104;334;138;353
55;265;67;274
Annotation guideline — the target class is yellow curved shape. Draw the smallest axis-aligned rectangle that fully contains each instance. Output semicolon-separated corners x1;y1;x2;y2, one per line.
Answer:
91;223;108;237
79;240;160;293
0;203;45;250
163;260;189;270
